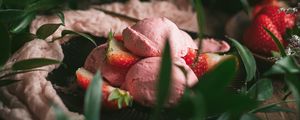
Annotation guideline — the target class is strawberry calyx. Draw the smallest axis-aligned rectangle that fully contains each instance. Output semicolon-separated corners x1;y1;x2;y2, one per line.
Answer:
107;88;133;109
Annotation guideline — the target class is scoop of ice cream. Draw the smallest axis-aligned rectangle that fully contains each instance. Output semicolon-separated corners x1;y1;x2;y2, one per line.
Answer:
122;17;194;57
123;57;197;107
84;44;127;87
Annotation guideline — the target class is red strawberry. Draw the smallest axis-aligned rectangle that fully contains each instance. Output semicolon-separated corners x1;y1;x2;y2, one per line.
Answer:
76;68;133;109
106;32;140;68
183;49;228;77
251;0;279;18
257;6;296;35
243;14;286;55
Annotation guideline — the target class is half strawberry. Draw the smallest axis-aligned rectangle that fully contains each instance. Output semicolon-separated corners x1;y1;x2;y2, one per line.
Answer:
106;32;140;68
76;68;133;109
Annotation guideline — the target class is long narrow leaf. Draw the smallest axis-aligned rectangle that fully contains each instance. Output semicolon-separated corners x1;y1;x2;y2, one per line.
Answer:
60;30;97;46
84;71;102;120
36;23;62;39
0;9;24;22
0;79;20;87
11;13;35;33
0;22;11;66
247;79;273;101
228;37;256;81
284;74;300;115
263;27;287;57
193;0;205;63
12;58;61;71
52;104;70;120
240;0;251;15
152;40;172;120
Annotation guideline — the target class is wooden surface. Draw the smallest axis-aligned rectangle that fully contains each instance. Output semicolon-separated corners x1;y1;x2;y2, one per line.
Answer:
256;81;297;120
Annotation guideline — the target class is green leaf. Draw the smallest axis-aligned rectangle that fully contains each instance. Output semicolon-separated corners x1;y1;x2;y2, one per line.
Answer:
59;30;97;46
52;104;70;120
240;113;260;120
263;27;287;57
12;58;61;71
228;37;256;81
0;9;24;22
193;0;205;61
264;56;300;75
192;56;257;116
11;32;36;53
240;0;251;15
249;100;295;113
56;11;65;25
0;22;11;66
24;0;63;14
84;71;102;120
247;79;273;101
0;79;20;87
284;74;300;115
192;91;206;120
0;0;2;8
152;40;172;120
193;0;205;39
11;13;35;33
36;23;61;39
107;88;120;101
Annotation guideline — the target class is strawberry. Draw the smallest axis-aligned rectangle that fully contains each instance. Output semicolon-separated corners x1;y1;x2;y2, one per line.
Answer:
251;0;279;18
76;68;133;109
106;32;140;68
243;14;286;55
183;49;228;77
257;6;296;35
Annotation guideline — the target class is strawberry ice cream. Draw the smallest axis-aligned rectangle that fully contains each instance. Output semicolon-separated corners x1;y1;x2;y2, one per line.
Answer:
122;17;195;57
84;44;127;87
123;57;197;107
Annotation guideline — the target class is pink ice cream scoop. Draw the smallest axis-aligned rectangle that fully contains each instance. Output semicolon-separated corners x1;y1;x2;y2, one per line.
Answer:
123;57;197;107
122;17;196;57
84;44;127;87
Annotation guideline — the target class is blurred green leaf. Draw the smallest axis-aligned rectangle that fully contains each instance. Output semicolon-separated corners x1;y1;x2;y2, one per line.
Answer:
192;91;206;120
59;30;97;46
193;56;257;116
263;27;287;57
0;0;2;8
12;58;61;70
0;79;19;87
228;37;256;81
247;79;273;101
264;56;300;75
36;23;61;39
250;100;295;113
240;113;260;120
0;9;24;22
84;71;102;120
0;22;11;66
24;0;64;14
193;0;205;63
152;40;172;120
240;0;250;15
10;13;35;33
193;0;205;39
217;112;230;120
56;11;65;25
284;74;300;115
52;103;70;120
